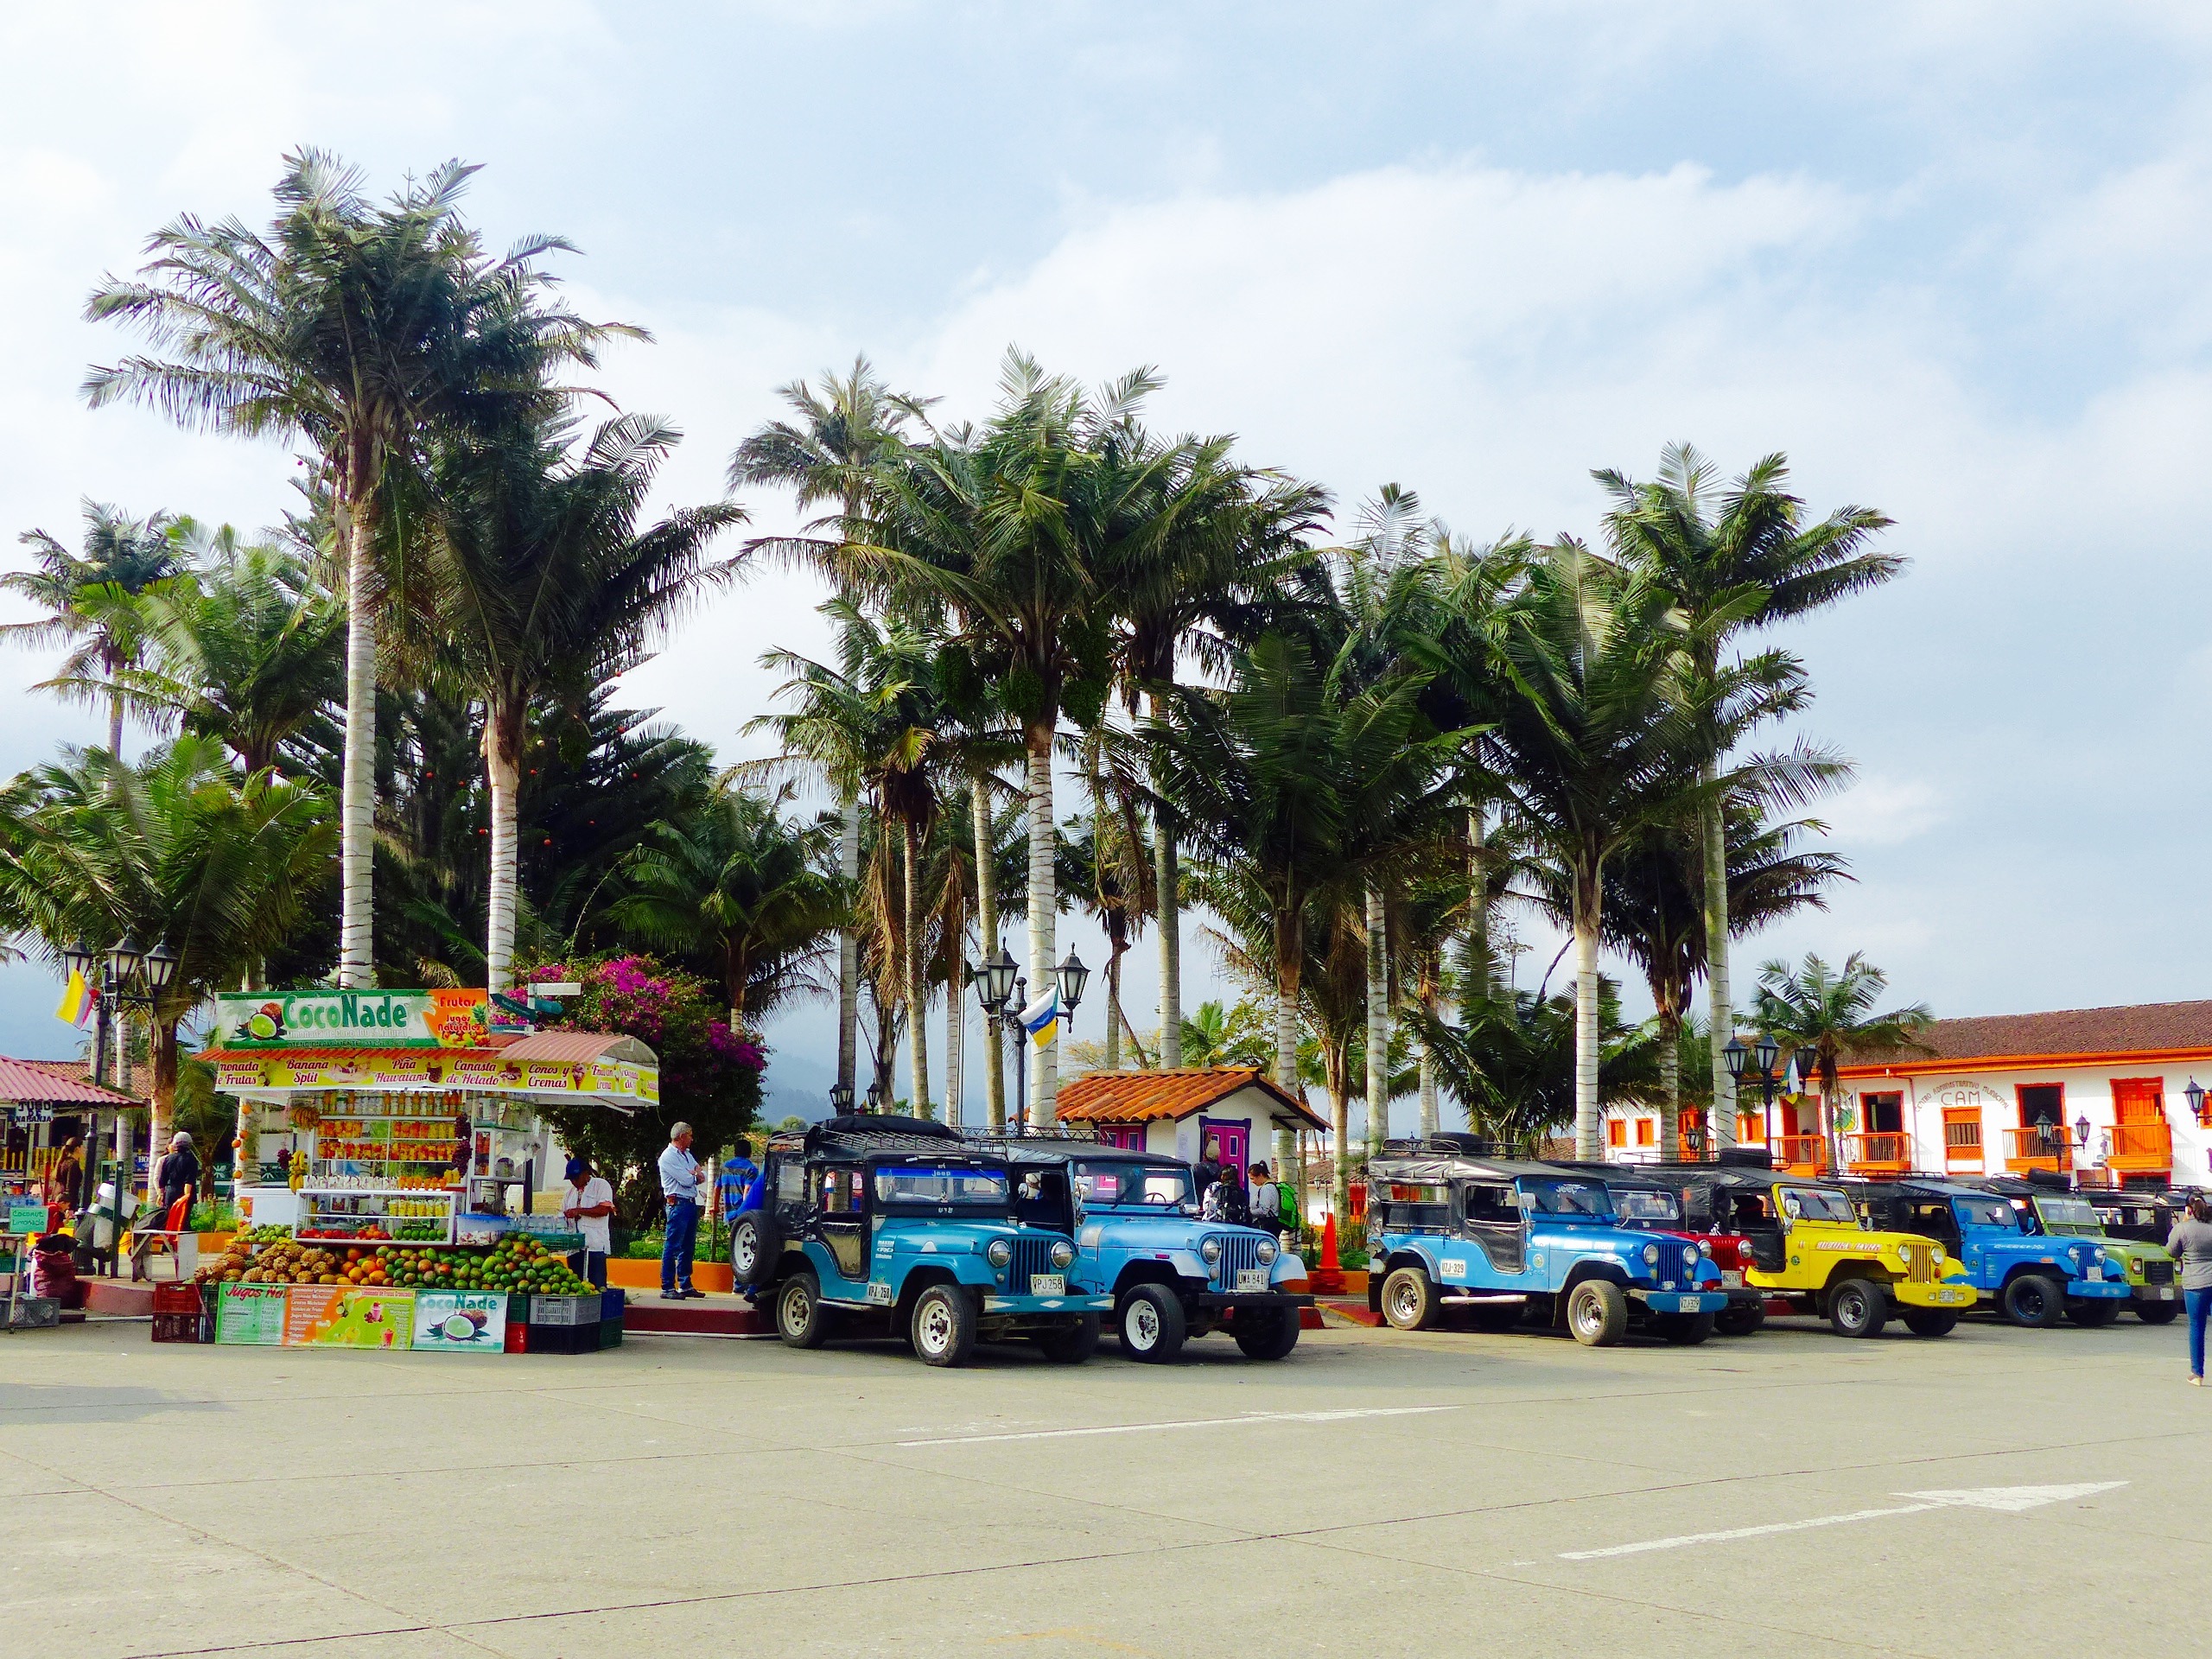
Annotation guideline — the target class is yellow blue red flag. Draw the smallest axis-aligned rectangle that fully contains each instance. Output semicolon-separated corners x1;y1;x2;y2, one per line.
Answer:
1020;988;1059;1048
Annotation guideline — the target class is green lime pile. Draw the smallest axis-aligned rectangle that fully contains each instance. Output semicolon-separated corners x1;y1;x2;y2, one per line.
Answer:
377;1234;593;1296
237;1224;292;1244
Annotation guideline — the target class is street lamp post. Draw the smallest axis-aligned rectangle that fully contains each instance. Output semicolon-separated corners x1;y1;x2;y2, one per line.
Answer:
969;943;1090;1134
62;938;178;1259
1722;1034;1786;1164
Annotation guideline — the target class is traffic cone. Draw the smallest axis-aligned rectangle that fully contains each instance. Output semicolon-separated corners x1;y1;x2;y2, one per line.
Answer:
1312;1209;1344;1294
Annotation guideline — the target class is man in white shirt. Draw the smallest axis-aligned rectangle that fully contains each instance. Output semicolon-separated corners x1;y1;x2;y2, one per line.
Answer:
656;1122;705;1300
562;1155;615;1290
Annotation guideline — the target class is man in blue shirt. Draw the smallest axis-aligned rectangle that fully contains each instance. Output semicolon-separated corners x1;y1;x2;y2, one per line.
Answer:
717;1151;760;1223
656;1122;705;1300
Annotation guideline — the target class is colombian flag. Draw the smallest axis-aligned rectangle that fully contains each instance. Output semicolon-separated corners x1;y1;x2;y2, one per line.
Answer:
54;969;96;1028
1020;988;1060;1048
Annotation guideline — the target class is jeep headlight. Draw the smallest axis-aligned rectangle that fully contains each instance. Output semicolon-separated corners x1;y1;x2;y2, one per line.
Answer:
1641;1243;1660;1266
1199;1236;1224;1263
1049;1239;1076;1270
1897;1242;1912;1259
1697;1239;1712;1258
2130;1255;2145;1273
1256;1237;1279;1265
985;1239;1012;1268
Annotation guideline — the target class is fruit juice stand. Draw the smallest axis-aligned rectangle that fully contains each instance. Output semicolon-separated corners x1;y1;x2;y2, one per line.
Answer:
177;988;658;1356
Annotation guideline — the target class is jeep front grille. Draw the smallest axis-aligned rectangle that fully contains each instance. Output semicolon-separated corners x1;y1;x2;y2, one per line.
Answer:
1646;1236;1694;1285
1904;1242;1937;1285
2145;1258;2175;1286
1214;1234;1263;1287
1009;1235;1058;1287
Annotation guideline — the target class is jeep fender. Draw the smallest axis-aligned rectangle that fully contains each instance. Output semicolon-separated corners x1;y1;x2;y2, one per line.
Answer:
1165;1249;1210;1281
893;1263;963;1325
1552;1258;1630;1325
1821;1260;1895;1294
1113;1258;1192;1302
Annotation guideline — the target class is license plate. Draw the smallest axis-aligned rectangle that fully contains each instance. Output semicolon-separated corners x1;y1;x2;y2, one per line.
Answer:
1235;1268;1269;1294
1936;1288;1967;1303
1028;1274;1065;1297
1721;1269;1744;1287
2155;1287;2177;1300
2087;1267;2102;1281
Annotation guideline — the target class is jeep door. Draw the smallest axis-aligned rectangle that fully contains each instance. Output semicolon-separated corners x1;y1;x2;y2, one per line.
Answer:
1459;1181;1526;1273
810;1163;868;1281
1730;1188;1785;1271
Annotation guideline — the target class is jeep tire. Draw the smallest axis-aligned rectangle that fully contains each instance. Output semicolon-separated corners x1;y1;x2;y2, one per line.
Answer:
1714;1300;1766;1338
2000;1273;2064;1328
1652;1310;1716;1345
1566;1279;1629;1346
2137;1299;2180;1325
1232;1306;1301;1361
1118;1283;1187;1363
911;1283;978;1367
729;1211;779;1294
2066;1297;2123;1328
1901;1308;1958;1338
1380;1267;1439;1332
1827;1276;1887;1338
1033;1313;1101;1364
775;1270;827;1349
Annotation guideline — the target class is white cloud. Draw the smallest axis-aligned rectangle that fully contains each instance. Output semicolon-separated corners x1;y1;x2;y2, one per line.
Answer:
1821;775;1949;848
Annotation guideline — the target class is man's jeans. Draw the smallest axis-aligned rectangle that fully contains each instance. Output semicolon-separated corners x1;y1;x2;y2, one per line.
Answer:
662;1198;699;1292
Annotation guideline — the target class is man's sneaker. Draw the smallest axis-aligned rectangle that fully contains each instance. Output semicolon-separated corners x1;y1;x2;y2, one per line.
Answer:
659;1289;683;1300
680;1287;707;1299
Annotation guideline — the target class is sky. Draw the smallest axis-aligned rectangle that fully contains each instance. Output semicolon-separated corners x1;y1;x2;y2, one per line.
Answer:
2;3;2209;1130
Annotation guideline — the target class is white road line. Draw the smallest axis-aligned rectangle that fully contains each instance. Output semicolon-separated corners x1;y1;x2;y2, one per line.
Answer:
1559;1482;2127;1561
895;1405;1458;1447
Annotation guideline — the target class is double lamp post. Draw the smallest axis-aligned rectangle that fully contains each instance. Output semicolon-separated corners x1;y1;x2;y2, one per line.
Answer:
1719;1033;1820;1156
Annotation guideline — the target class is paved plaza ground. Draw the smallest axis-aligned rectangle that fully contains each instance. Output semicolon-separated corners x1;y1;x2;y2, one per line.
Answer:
2;1308;2198;1658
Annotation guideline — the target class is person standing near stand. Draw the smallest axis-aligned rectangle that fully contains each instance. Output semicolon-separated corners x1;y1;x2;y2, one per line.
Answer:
2166;1193;2212;1385
562;1156;615;1290
657;1122;705;1300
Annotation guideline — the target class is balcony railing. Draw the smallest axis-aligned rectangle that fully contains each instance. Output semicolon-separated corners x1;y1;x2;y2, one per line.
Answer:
2107;1120;2172;1173
1846;1131;1913;1173
2003;1126;2072;1175
1942;1116;1984;1171
1774;1134;1827;1175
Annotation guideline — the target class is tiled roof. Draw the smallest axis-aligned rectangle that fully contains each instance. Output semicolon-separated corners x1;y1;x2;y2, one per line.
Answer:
0;1056;144;1106
1054;1066;1327;1131
1841;1000;2212;1067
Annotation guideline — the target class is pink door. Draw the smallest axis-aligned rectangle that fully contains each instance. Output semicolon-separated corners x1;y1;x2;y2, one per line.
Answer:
1101;1124;1145;1152
1199;1120;1249;1185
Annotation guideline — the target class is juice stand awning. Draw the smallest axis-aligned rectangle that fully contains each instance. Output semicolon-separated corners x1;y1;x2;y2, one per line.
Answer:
200;989;658;1109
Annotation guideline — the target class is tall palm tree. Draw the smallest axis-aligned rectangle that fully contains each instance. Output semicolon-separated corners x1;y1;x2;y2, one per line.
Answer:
0;736;334;1151
611;780;841;1030
85;148;630;987
4;500;184;754
1749;952;1932;1170
731;357;927;1101
65;523;342;774
1417;976;1661;1156
1600;444;1900;1141
419;411;743;989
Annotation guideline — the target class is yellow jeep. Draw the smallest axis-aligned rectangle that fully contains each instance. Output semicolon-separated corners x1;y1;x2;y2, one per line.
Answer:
1675;1164;1977;1338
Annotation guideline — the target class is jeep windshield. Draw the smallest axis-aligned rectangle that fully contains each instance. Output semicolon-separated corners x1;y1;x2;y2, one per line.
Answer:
1519;1179;1615;1220
1781;1186;1857;1224
1611;1189;1682;1225
871;1165;1011;1211
1954;1195;2027;1232
1072;1160;1193;1213
2036;1198;2104;1235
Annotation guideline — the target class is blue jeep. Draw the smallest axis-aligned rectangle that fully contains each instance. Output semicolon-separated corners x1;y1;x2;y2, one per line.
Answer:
988;1139;1312;1363
729;1116;1115;1366
1841;1177;2135;1328
1365;1139;1729;1346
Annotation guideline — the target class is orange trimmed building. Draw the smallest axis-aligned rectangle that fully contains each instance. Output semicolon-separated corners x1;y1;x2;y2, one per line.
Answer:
1054;1065;1327;1186
1829;1000;2212;1188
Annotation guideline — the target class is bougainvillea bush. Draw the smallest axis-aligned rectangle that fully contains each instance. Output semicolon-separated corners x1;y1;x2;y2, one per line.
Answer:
523;955;766;1224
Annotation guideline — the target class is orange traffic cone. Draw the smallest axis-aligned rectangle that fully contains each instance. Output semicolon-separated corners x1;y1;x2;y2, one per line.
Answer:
1312;1209;1344;1294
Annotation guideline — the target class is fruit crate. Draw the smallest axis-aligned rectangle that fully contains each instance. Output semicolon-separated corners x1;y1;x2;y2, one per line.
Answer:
152;1283;207;1316
150;1308;206;1343
527;1294;601;1327
7;1296;60;1331
597;1287;625;1349
524;1319;599;1355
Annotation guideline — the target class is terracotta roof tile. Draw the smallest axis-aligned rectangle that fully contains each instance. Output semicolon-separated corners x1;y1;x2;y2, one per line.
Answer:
1844;1000;2212;1065
1055;1066;1326;1131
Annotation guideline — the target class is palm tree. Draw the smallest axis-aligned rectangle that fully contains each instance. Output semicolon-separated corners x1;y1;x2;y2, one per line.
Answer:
1417;976;1660;1156
65;522;342;774
611;780;841;1030
85;148;630;987
420;411;744;989
731;357;927;1101
0;736;334;1151
4;500;184;754
1600;444;1900;1141
1749;952;1932;1170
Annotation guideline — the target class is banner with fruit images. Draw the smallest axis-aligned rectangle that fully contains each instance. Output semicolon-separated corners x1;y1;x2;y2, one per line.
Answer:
412;1291;507;1352
207;1049;657;1104
214;988;488;1050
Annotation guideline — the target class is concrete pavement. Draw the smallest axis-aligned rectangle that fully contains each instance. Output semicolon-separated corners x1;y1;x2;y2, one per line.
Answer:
0;1311;2200;1658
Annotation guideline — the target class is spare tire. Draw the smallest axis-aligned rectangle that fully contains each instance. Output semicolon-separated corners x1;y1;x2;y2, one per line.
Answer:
729;1209;780;1294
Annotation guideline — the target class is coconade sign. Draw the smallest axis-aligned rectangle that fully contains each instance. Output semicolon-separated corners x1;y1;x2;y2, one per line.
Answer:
214;989;485;1049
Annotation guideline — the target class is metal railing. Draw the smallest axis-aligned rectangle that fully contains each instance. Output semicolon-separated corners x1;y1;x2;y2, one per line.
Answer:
1774;1134;1826;1174
1846;1132;1913;1172
2003;1127;2072;1174
1942;1116;1984;1171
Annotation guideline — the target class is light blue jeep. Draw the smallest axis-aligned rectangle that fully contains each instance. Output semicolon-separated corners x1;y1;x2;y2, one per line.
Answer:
729;1116;1115;1367
994;1143;1312;1363
1365;1143;1730;1346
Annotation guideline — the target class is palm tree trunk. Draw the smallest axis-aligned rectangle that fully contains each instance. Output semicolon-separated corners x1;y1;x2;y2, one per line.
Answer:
150;1018;179;1178
836;786;861;1098
484;718;521;993
1657;1011;1681;1160
335;500;378;988
1703;787;1736;1147
972;775;1003;1130
107;691;124;760
1418;988;1440;1140
1025;736;1056;1128
944;955;963;1129
1149;691;1182;1067
1573;871;1603;1160
1465;807;1490;1015
1364;884;1389;1160
1104;951;1122;1070
902;820;931;1119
